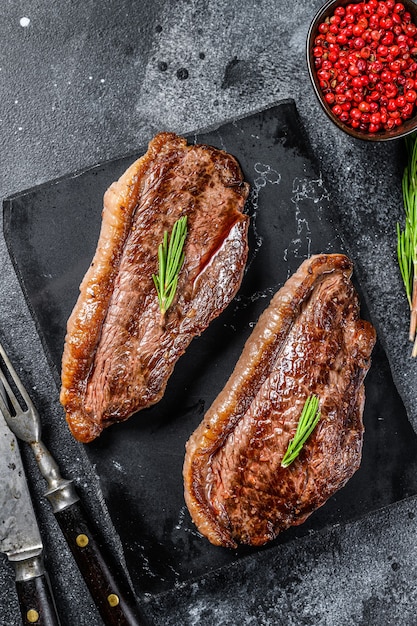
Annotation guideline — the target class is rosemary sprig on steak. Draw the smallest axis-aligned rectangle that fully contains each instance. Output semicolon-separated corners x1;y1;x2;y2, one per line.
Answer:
281;395;321;468
397;132;417;357
153;215;188;319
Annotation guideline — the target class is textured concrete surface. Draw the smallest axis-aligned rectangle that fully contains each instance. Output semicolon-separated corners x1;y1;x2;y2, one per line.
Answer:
1;0;417;624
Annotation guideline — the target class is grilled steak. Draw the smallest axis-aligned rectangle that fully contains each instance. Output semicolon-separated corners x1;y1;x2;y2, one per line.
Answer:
183;254;376;548
61;132;249;442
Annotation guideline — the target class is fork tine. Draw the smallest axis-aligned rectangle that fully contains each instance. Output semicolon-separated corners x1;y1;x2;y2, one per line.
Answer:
0;378;11;418
0;367;25;417
0;341;34;412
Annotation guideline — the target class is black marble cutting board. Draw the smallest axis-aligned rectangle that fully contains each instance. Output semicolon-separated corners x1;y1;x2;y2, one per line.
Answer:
4;100;417;596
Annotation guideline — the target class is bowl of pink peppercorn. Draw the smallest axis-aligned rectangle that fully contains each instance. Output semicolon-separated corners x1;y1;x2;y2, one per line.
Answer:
307;0;417;140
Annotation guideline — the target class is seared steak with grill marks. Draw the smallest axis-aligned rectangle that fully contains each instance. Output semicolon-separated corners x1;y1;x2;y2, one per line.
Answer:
183;254;376;548
61;132;249;442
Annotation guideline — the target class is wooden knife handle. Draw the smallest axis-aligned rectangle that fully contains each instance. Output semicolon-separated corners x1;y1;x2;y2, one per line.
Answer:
54;501;148;626
15;565;60;626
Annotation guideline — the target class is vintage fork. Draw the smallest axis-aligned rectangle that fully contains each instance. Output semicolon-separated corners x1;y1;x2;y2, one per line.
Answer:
0;340;148;626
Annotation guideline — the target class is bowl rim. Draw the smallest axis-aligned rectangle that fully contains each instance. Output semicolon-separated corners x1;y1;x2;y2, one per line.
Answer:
306;0;417;141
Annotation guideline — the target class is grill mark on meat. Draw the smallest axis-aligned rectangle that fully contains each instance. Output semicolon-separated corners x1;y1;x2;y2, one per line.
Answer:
61;133;249;442
183;254;376;548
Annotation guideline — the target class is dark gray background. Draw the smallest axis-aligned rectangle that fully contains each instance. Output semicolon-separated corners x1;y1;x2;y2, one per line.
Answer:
1;1;417;624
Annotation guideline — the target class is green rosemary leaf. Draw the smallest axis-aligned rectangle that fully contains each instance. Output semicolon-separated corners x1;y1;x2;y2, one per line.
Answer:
153;274;162;308
397;223;412;308
281;395;321;468
152;216;188;318
158;235;167;287
166;227;187;286
397;132;417;352
165;275;179;312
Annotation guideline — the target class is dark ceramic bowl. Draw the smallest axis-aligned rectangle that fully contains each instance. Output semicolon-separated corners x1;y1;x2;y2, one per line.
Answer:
307;0;417;141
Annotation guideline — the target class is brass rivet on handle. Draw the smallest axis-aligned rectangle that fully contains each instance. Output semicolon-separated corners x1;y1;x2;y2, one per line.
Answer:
26;608;39;623
76;533;89;547
107;593;120;607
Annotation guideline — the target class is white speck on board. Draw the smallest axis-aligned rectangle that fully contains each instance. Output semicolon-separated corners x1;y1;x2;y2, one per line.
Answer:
112;460;125;474
20;17;30;27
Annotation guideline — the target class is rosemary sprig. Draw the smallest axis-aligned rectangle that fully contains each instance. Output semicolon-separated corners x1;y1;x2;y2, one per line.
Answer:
281;395;321;468
152;215;188;319
397;133;417;357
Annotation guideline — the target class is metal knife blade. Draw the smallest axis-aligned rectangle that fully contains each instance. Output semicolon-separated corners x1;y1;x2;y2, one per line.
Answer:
0;411;42;561
0;386;60;625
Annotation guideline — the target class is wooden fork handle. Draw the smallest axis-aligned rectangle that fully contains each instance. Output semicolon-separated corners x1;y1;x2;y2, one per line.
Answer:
14;556;61;626
54;501;149;626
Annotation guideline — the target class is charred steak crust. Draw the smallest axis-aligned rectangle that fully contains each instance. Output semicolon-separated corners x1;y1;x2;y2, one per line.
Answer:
183;254;376;548
60;132;250;442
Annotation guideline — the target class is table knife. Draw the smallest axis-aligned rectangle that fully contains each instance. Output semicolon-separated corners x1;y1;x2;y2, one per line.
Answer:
0;410;61;626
